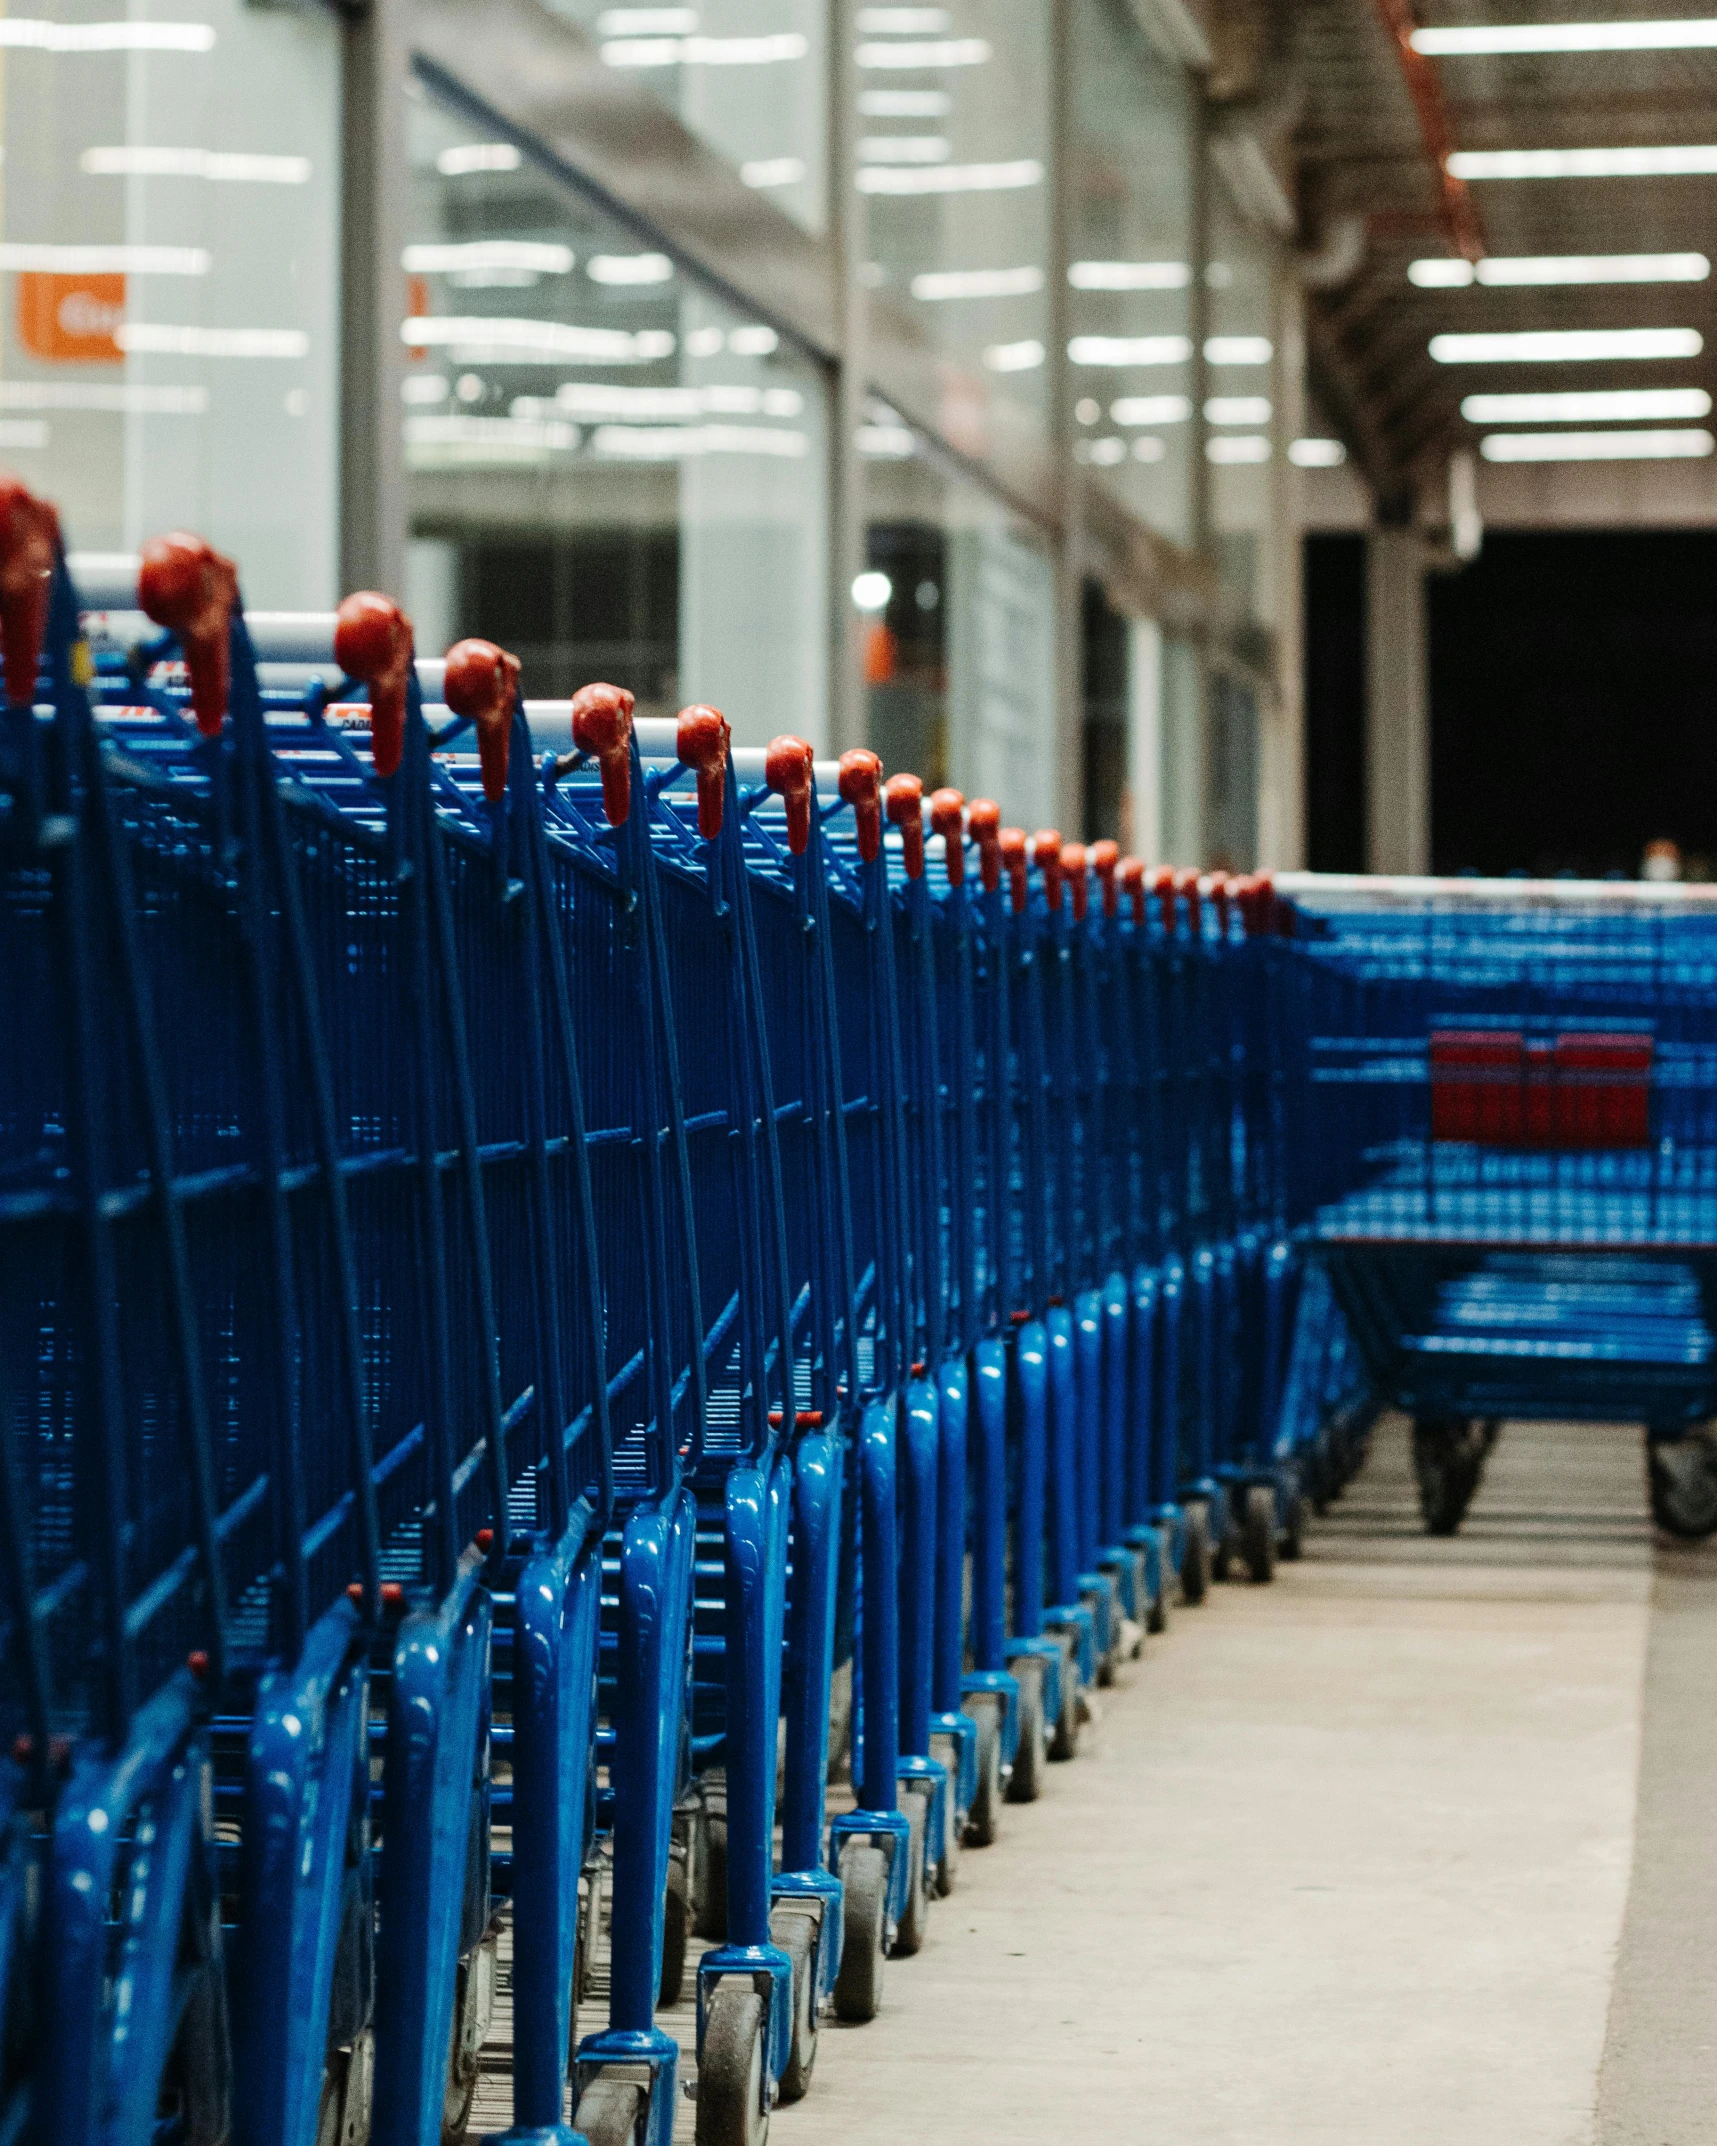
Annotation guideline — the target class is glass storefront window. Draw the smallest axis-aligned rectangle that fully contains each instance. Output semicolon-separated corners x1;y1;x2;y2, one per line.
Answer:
405;83;829;747
541;0;828;235
0;0;341;605
1069;0;1195;547
858;0;1052;473
1206;181;1275;621
862;413;1057;826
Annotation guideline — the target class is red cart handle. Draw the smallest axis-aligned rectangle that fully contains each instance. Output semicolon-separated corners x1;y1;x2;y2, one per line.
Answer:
334;592;414;778
444;638;520;803
930;786;965;885
967;797;1001;892
999;826;1028;913
1148;864;1176;932
886;772;924;879
1174;866;1201;935
570;682;635;825
140;531;238;738
838;747;883;861
1207;869;1231;937
1090;838;1119;917
1061;841;1088;921
1118;854;1145;924
1032;830;1063;912
766;733;815;853
0;478;58;712
677;704;730;838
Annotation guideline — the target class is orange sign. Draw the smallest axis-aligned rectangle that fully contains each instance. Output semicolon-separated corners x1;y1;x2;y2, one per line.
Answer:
17;272;125;363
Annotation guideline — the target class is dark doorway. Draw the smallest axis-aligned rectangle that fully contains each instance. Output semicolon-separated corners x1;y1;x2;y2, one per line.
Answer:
1304;534;1367;872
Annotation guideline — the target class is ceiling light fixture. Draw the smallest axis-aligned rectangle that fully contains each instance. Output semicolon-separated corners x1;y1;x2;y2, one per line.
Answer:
1479;428;1715;460
1409;252;1709;287
1461;388;1713;422
1414;18;1717;54
1429;328;1703;362
856;157;1041;193
1448;145;1717;179
1068;260;1189;289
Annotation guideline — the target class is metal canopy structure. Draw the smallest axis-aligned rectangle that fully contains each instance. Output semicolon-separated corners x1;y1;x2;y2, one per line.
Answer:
1288;0;1717;508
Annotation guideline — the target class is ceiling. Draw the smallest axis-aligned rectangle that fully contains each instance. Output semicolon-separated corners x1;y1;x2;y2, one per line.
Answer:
1281;2;1717;509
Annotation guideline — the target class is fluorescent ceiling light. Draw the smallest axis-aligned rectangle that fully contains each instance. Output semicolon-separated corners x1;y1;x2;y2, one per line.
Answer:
518;382;803;420
855;36;990;64
857;158;1041;193
404;241;574;276
596;5;696;27
911;264;1043;299
1206;335;1272;364
83;145;309;182
1448;145;1717;179
858;88;949;114
591;422;807;459
0;242;208;274
405;413;579;452
586;251;674;284
1207;434;1270;463
1410;252;1709;287
401;316;676;364
1480;427;1715;460
741;157;806;188
1068;259;1189;289
983;337;1045;371
1071;335;1191;365
1076;435;1127;465
1112;393;1191;423
1131;435;1166;462
728;324;779;354
1462;388;1712;422
1289;437;1347;466
858;421;917;457
856;6;948;25
1430;328;1703;362
435;143;521;177
118;324;309;358
0;421;47;449
0;17;213;48
0;380;206;413
1206;395;1271;424
852;570;893;609
1414;18;1717;53
859;135;950;163
602;31;806;62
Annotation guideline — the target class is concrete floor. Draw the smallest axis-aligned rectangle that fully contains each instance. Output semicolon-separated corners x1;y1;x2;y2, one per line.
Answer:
474;1415;1717;2144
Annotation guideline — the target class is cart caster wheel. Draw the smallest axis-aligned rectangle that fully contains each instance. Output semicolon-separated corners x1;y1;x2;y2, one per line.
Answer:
1649;1429;1717;1539
833;1840;887;2021
927;1730;962;1892
769;1909;819;2103
442;1930;496;2145
1241;1486;1277;1583
658;1849;690;2008
962;1696;1003;1846
695;1981;768;2146
572;2075;645;2146
1006;1658;1045;1803
1048;1636;1080;1761
1278;1487;1307;1562
892;1791;929;1956
1179;1507;1211;1605
1413;1414;1481;1536
1146;1556;1170;1634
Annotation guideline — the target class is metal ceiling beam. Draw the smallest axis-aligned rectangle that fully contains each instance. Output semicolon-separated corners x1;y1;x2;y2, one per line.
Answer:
1366;0;1488;260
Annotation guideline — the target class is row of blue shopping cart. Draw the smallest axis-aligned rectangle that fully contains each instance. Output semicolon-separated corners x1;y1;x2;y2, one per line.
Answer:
0;481;1351;2146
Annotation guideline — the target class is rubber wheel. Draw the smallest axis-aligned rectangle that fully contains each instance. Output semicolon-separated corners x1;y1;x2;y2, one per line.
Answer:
769;1909;819;2103
1146;1542;1170;1635
832;1841;887;2022
317;2031;373;2146
1047;1633;1080;1761
658;1851;689;2008
1179;1506;1211;1606
891;1793;929;1956
1005;1659;1044;1804
442;1933;495;2145
1413;1415;1482;1536
927;1732;961;1893
696;1983;767;2146
1278;1487;1307;1562
962;1697;1002;1847
1649;1429;1717;1538
1241;1485;1277;1583
573;2075;645;2146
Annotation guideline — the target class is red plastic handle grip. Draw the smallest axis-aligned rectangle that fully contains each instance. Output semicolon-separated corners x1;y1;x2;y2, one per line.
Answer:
929;786;965;886
967;797;1001;893
766;733;815;854
1090;838;1119;918
1032;829;1063;912
838;747;883;861
1061;841;1088;922
1207;869;1231;937
0;479;58;712
886;772;924;879
1244;869;1277;937
570;682;635;825
139;531;238;738
999;826;1028;913
334;591;414;778
676;704;730;839
444;638;520;804
1118;853;1145;925
1174;866;1202;935
1148;864;1176;933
